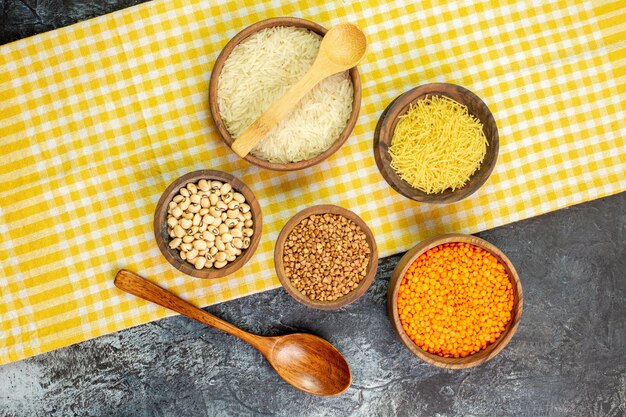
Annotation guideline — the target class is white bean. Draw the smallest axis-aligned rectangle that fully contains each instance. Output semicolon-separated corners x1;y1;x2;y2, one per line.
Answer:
186;183;197;194
232;192;245;204
222;192;233;204
179;218;192;230
174;225;185;238
193;240;207;251
169;238;182;249
167;217;178;227
172;207;183;218
215;251;227;262
219;183;232;196
179;199;191;211
194;256;206;270
214;260;227;269
198;179;209;191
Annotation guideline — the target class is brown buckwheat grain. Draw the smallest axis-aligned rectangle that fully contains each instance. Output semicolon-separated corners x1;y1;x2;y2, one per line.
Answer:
283;213;371;302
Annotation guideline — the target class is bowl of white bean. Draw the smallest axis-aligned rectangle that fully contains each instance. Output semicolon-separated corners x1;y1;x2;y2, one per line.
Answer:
154;170;262;279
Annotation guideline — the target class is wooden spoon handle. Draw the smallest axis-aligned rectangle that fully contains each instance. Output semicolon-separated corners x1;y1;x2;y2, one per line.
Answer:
231;66;326;158
114;269;258;345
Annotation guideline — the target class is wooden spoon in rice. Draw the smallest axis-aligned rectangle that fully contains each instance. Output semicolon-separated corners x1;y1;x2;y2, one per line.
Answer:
231;23;367;158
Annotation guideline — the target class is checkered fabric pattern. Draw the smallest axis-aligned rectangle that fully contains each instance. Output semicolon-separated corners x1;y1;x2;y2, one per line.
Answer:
1;0;624;364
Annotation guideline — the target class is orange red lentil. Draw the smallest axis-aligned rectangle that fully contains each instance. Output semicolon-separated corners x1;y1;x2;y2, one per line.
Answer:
397;242;514;358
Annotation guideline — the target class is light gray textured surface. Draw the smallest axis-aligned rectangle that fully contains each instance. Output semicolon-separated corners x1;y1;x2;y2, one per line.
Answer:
1;2;625;415
0;193;624;417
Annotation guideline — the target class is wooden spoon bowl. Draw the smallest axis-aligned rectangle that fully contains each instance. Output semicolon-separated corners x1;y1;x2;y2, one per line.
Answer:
209;17;362;171
373;83;499;203
154;170;262;279
115;270;351;396
387;234;523;369
274;204;379;310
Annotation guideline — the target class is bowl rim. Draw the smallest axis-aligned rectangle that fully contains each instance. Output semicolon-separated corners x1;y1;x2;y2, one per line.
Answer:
208;16;362;171
274;204;379;310
154;169;263;279
373;82;499;203
387;233;523;369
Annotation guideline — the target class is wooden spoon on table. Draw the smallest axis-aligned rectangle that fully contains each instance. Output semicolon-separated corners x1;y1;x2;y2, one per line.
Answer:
114;270;352;396
231;23;367;158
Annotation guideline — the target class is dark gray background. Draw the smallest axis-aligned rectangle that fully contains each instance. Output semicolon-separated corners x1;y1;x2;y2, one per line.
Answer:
1;1;625;416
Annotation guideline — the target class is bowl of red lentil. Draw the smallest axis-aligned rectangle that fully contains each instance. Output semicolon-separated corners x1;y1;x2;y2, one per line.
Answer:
274;205;379;310
388;234;522;369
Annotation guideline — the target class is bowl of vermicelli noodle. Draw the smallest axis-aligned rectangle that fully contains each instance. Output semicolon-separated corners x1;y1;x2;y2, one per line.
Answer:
373;83;499;203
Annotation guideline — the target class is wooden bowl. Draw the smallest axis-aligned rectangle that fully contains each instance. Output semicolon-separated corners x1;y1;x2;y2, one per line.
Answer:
209;17;362;171
373;83;499;203
274;205;379;310
154;170;263;279
387;234;523;369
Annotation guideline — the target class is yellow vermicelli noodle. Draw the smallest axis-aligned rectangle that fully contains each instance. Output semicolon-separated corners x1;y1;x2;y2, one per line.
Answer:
217;27;353;164
388;95;488;194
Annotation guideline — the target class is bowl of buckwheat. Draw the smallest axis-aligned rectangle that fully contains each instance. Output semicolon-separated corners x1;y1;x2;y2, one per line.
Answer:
154;170;262;279
274;204;378;310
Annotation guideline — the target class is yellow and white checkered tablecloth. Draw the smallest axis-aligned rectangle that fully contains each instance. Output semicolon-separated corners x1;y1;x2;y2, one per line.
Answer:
1;0;624;364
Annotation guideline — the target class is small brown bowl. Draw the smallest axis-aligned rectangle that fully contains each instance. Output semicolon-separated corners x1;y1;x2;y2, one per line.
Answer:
388;234;522;369
209;17;362;171
154;170;262;279
274;205;378;310
374;83;499;203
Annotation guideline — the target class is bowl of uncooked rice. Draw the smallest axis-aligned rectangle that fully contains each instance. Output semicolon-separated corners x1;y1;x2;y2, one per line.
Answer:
209;17;362;171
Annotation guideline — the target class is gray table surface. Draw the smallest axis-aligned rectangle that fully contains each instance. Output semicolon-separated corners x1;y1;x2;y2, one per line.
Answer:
1;2;625;416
